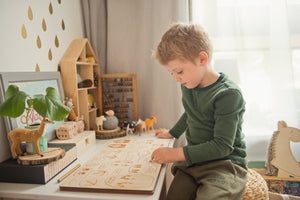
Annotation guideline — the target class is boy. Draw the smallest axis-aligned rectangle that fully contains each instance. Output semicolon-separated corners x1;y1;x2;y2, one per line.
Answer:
151;23;248;200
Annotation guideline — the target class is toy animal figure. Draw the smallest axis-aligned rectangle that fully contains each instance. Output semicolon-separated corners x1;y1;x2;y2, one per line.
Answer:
139;119;146;133
106;110;114;116
95;115;106;131
134;123;142;136
265;121;300;177
133;118;142;136
7;117;54;158
145;116;157;133
126;124;134;136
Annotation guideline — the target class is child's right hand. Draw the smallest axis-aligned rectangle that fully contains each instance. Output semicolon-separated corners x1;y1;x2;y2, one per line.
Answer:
155;128;173;138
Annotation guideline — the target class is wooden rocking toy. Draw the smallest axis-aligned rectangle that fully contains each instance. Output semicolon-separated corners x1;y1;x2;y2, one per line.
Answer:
265;121;300;177
7;117;54;158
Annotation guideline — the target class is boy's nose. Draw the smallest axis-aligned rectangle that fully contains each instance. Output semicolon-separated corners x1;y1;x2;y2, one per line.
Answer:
174;75;181;82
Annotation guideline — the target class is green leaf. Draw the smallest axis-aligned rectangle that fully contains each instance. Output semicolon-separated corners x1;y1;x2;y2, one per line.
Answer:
27;99;33;108
0;85;29;118
32;87;70;121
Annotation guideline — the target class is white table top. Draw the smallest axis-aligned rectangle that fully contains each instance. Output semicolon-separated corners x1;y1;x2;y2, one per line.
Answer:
0;133;173;200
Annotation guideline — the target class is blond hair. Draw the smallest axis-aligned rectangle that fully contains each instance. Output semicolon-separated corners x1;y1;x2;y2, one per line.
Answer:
154;23;213;65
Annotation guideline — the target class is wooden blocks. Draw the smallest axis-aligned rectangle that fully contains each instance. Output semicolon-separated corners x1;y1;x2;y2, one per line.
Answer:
56;122;78;140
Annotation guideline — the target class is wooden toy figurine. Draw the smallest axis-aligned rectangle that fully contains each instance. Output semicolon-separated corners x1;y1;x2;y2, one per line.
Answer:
145;116;157;133
96;115;106;132
7;117;54;158
140;119;146;133
265;121;300;177
126;124;134;136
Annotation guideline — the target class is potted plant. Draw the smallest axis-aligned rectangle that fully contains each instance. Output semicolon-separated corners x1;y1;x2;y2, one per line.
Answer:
0;84;70;156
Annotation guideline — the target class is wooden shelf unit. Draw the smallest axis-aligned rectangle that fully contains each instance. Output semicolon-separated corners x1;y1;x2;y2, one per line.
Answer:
60;39;100;130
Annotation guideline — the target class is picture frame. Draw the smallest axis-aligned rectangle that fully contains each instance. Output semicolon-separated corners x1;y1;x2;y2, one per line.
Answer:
0;71;66;141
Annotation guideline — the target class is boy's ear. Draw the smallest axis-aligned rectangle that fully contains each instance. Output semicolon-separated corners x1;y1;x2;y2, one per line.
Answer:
198;51;208;66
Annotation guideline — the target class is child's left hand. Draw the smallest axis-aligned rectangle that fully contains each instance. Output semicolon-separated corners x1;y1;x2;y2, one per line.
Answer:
151;147;185;164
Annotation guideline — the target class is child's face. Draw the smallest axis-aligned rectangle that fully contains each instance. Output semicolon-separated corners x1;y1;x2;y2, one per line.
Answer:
166;55;207;89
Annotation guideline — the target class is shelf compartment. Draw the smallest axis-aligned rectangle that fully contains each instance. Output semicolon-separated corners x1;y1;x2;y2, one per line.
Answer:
60;38;100;131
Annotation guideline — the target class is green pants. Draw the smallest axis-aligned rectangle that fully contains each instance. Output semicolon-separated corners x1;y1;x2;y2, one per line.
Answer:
166;160;248;200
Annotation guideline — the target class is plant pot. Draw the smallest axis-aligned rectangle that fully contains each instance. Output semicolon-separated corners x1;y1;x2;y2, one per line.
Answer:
25;124;48;154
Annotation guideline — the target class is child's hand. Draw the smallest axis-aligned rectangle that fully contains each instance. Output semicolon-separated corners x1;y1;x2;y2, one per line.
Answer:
155;128;173;138
151;147;185;164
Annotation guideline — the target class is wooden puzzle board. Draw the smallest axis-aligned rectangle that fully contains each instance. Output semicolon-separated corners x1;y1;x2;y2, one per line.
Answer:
60;138;170;194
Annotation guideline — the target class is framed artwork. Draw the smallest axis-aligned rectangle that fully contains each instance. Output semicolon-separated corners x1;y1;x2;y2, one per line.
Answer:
0;72;66;141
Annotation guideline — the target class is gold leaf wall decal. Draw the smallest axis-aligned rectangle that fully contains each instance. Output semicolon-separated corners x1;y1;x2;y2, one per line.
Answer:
61;19;65;30
48;48;53;60
35;64;40;72
55;35;59;47
42;18;47;31
49;3;53;14
28;6;33;20
21;24;27;39
36;35;41;48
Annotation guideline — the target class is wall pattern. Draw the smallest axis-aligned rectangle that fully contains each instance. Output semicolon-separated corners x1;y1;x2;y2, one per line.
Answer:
21;0;66;71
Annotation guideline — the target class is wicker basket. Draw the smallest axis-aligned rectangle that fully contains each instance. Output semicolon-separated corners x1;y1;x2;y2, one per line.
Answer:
242;168;269;200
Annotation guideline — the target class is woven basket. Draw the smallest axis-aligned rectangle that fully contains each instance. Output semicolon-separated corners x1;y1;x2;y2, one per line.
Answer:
242;168;269;200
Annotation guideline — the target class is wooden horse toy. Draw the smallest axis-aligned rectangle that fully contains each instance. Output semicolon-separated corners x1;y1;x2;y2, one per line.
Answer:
140;120;146;133
265;121;300;177
95;115;106;132
7;117;54;158
145;116;157;133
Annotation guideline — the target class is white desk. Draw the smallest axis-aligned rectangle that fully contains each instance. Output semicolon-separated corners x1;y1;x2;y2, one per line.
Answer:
0;133;173;200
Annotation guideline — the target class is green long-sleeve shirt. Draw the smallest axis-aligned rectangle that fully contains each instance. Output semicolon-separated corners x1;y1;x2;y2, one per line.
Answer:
170;73;247;167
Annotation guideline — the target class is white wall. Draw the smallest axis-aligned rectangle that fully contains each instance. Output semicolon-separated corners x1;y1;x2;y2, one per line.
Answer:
0;0;84;162
0;0;84;72
107;0;188;130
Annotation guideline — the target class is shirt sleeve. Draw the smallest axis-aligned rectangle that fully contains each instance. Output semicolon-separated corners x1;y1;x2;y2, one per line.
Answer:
169;112;188;139
183;90;245;166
